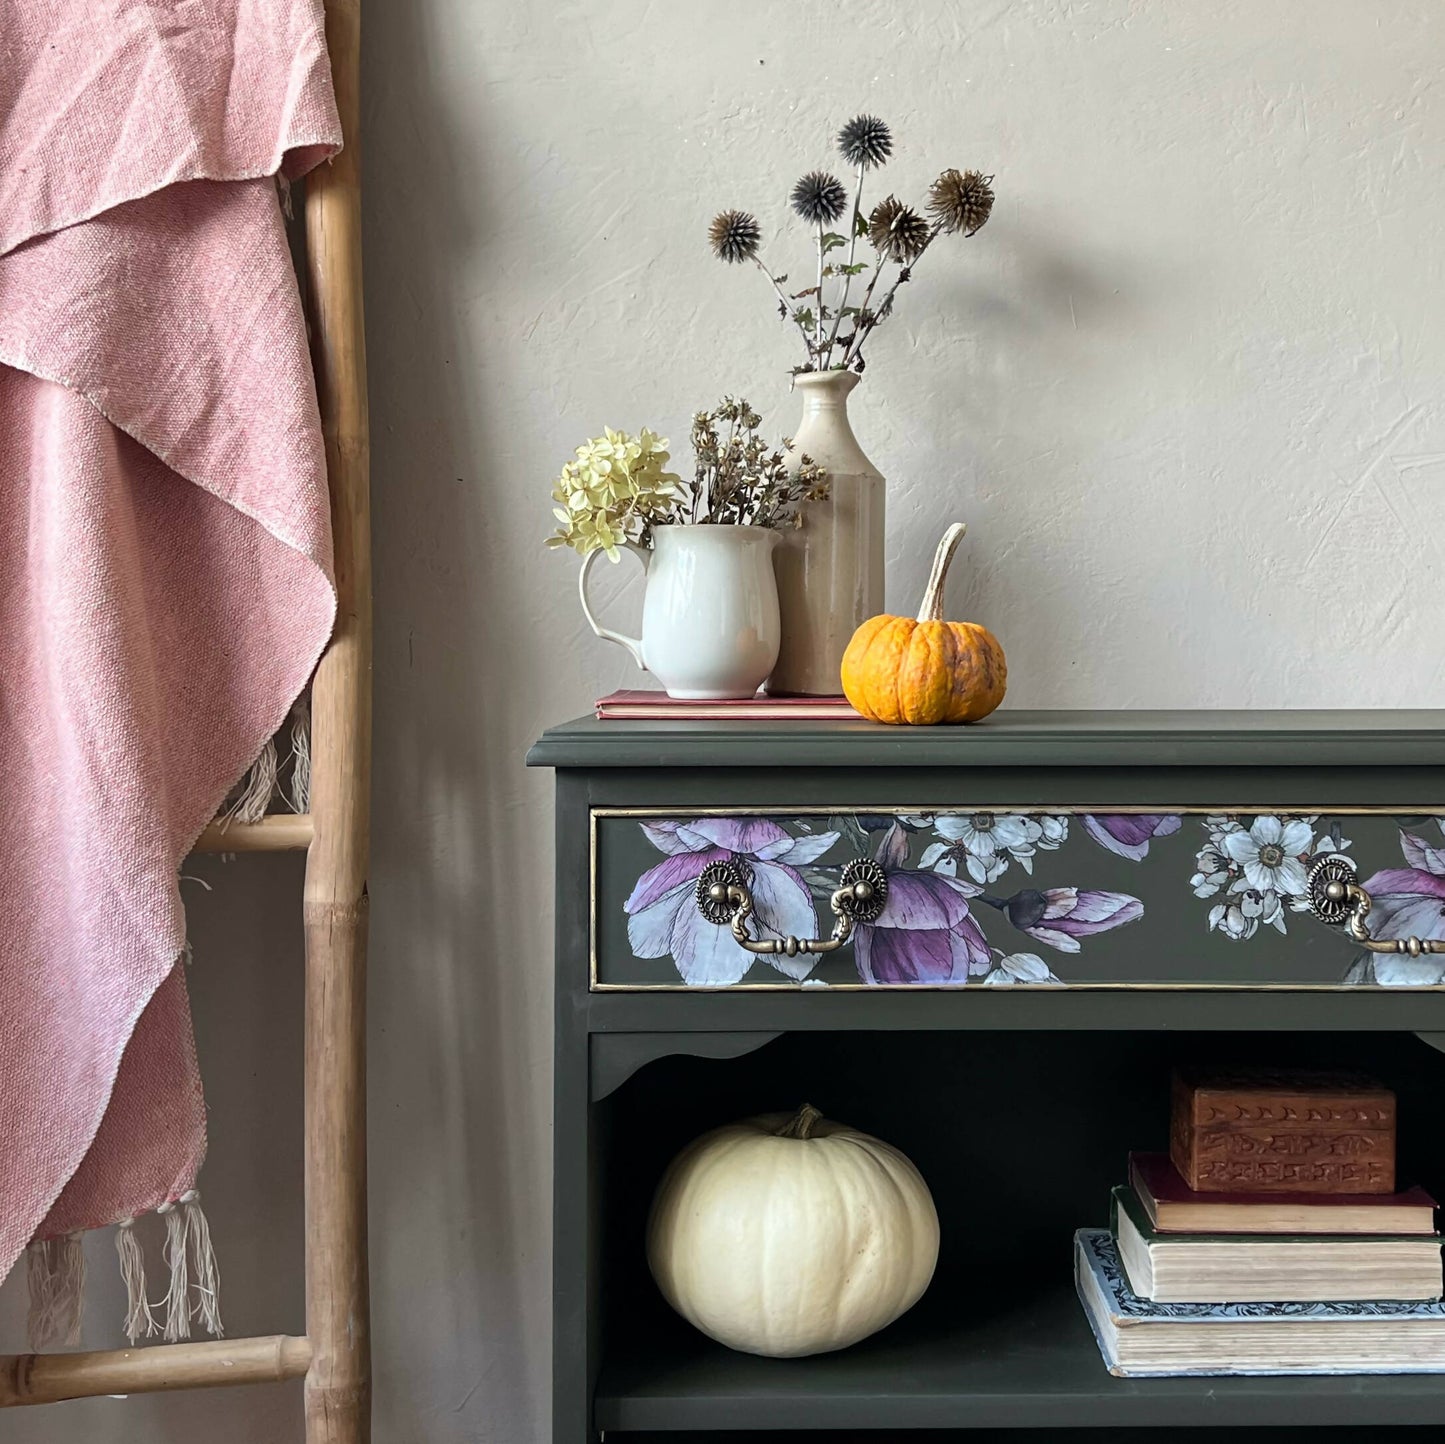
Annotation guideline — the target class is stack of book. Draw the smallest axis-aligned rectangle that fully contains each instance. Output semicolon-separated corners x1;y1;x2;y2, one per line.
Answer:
1076;1070;1445;1377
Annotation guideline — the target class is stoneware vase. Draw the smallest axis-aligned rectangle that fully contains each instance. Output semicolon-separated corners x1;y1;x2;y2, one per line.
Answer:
579;523;781;699
767;370;885;695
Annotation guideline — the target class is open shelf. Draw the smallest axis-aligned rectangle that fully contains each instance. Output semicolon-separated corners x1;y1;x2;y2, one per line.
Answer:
596;1280;1445;1432
593;1030;1445;1433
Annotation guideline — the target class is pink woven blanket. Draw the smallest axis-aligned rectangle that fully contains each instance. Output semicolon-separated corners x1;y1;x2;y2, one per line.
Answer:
0;0;340;1345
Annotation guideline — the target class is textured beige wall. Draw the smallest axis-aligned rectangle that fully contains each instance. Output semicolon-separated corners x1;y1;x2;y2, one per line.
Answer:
5;2;1445;1440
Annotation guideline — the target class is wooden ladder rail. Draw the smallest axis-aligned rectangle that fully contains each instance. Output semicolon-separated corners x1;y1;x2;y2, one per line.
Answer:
0;0;372;1438
300;0;372;1433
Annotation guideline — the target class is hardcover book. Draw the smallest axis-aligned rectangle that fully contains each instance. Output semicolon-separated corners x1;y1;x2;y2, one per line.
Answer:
596;689;857;721
1075;1229;1445;1377
1129;1152;1437;1235
1111;1186;1443;1303
1170;1068;1397;1194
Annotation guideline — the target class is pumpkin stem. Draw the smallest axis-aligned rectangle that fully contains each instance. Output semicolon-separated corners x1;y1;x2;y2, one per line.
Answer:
917;522;967;623
776;1103;824;1139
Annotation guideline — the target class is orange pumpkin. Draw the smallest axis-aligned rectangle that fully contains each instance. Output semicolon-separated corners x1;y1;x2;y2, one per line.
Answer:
841;523;1006;725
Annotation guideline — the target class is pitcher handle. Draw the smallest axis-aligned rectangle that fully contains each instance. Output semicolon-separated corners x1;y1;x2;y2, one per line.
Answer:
579;541;649;671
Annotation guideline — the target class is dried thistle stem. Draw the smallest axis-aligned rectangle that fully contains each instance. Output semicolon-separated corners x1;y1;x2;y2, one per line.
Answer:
814;219;826;358
844;221;944;369
752;257;815;361
840;253;888;367
822;161;867;367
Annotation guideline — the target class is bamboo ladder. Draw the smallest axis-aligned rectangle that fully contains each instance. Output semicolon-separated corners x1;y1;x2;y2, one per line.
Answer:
0;1;373;1439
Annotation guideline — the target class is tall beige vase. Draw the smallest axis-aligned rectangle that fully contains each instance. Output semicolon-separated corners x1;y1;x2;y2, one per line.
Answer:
766;370;885;695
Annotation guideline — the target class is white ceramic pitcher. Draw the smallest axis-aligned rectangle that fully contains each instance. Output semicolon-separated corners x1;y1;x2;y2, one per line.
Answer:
579;524;781;699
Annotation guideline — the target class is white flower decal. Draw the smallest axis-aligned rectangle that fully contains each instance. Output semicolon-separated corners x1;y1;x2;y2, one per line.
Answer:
981;951;1062;985
1209;887;1286;941
1222;815;1313;897
1190;841;1233;898
925;812;1044;883
1189;814;1342;942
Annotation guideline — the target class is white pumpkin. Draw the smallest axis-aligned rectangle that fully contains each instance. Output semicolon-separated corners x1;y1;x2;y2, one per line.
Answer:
646;1103;939;1358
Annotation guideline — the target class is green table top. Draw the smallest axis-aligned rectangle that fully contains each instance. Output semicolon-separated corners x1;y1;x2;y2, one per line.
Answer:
527;708;1445;770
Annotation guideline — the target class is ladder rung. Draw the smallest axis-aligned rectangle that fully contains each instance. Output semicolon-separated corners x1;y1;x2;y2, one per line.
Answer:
0;1334;311;1406
193;814;314;853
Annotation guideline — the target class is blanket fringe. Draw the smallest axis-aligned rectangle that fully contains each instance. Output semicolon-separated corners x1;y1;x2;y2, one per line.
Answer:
157;1190;224;1341
219;699;310;823
184;1192;224;1337
115;1218;159;1342
26;1234;85;1349
285;696;312;814
158;1199;191;1340
226;736;279;824
24;1190;222;1347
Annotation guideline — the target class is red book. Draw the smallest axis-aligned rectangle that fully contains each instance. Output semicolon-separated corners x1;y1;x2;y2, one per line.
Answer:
1129;1152;1437;1235
596;689;858;721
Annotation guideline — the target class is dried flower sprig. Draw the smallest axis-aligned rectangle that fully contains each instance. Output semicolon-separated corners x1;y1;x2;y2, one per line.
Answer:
673;397;829;530
545;428;681;560
545;408;828;559
707;115;994;374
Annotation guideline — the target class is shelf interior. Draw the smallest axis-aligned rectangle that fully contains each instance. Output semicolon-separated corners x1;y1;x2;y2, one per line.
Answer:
597;1276;1445;1432
595;1030;1445;1432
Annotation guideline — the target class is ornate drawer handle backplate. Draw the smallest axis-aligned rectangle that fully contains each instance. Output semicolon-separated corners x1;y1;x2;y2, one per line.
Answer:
1307;854;1445;957
694;857;889;958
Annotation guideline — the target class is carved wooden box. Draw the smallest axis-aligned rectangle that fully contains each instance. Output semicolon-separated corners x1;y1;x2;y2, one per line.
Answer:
1170;1068;1397;1194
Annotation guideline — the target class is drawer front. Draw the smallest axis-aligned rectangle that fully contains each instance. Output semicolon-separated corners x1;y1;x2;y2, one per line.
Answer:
592;807;1445;990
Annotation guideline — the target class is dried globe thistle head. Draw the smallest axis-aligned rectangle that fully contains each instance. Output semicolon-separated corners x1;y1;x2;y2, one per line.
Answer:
868;195;931;263
837;114;893;170
928;168;995;236
708;209;762;264
790;171;848;226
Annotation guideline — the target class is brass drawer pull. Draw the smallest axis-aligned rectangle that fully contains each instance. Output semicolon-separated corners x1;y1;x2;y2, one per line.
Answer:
694;857;888;957
1307;855;1445;957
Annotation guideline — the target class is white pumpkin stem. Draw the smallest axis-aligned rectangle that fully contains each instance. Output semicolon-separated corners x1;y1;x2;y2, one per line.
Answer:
776;1103;824;1139
917;522;967;623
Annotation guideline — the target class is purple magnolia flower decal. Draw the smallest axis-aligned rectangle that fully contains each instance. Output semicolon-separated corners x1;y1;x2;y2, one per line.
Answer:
1400;828;1445;878
1358;827;1445;946
625;818;839;985
852;869;991;984
1349;871;1445;987
1341;826;1445;986
983;887;1143;953
1083;814;1181;862
850;820;989;984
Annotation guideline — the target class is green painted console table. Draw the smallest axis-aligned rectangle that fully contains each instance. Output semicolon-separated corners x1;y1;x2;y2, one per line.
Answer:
528;710;1445;1441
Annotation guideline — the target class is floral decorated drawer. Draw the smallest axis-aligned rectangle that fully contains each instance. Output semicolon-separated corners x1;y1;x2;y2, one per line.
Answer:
591;809;1445;990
